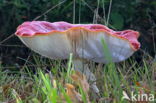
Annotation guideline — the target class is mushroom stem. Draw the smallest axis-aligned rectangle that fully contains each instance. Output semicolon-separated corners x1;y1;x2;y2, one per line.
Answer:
73;59;99;94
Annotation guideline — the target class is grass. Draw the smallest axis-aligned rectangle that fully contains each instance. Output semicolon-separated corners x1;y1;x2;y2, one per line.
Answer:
0;53;156;103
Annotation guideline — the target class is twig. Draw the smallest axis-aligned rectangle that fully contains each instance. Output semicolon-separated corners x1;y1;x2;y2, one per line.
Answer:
33;0;66;21
0;34;15;44
21;52;32;70
106;0;112;26
1;64;54;69
73;0;75;24
0;44;25;48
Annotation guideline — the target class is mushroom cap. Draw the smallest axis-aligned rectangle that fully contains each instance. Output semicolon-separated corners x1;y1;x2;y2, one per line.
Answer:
15;21;140;63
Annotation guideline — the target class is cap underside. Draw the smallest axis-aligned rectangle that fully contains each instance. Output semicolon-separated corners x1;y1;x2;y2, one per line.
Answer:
18;29;134;63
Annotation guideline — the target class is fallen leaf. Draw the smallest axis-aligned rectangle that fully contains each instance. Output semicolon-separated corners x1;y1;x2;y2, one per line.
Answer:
59;83;83;103
59;71;91;103
135;82;151;103
71;71;90;103
66;83;82;103
71;71;89;93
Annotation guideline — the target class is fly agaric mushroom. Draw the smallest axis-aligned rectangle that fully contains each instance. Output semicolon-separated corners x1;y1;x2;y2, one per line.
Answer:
15;21;140;93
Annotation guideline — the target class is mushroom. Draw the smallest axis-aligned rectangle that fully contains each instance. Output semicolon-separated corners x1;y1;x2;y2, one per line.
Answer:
15;21;140;94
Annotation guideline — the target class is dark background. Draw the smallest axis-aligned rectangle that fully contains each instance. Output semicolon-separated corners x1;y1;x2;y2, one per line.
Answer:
0;0;155;68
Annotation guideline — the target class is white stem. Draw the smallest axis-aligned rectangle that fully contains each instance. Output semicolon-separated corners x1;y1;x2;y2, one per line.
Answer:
73;59;99;94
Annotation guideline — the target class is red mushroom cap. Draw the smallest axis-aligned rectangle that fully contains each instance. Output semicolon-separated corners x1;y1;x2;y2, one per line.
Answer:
15;21;140;63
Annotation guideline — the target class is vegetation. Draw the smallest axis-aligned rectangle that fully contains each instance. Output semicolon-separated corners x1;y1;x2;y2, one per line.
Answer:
0;0;156;103
0;55;156;102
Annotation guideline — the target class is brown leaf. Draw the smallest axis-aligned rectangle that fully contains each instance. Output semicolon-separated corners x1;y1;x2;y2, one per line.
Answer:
71;71;90;103
66;83;83;103
71;71;89;93
59;83;83;103
59;71;91;103
1;80;15;97
136;82;150;94
135;82;151;103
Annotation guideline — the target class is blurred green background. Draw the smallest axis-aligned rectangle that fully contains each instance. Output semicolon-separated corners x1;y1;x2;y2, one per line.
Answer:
0;0;155;66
